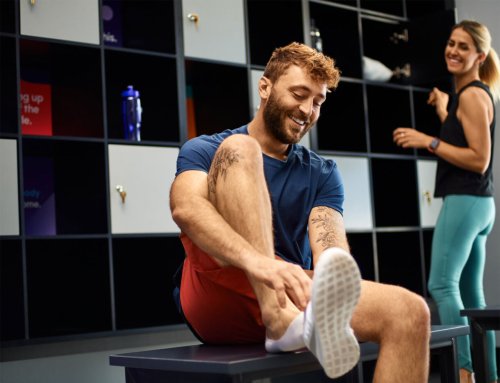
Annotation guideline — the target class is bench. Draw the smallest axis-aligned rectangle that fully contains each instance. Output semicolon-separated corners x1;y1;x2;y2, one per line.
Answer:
461;306;500;383
110;324;469;383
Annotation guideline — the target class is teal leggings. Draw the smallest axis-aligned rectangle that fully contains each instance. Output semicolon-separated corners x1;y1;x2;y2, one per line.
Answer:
428;195;497;382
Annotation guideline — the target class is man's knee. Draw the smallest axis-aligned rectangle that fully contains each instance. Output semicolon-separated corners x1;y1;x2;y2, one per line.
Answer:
364;284;430;339
391;287;431;336
354;282;430;343
218;134;262;160
407;290;430;324
208;134;263;195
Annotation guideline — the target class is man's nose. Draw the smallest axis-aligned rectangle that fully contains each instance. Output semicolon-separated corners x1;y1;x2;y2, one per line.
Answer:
299;99;313;117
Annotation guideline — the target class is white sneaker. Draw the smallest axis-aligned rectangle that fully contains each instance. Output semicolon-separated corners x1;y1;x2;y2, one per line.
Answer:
303;247;361;379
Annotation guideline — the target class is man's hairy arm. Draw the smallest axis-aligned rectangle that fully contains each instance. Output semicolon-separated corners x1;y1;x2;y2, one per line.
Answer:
308;206;350;268
170;170;257;269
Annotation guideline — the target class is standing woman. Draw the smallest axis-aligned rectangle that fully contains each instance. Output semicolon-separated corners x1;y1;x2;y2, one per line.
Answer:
394;20;500;383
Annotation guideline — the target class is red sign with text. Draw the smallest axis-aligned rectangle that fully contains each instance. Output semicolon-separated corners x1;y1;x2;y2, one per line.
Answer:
20;79;53;136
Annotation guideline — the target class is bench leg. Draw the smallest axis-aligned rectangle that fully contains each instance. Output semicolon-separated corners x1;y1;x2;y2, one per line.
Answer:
470;319;489;383
348;363;363;383
431;339;459;383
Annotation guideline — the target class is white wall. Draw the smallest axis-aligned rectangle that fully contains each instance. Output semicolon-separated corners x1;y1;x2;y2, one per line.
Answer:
454;0;500;307
455;0;500;345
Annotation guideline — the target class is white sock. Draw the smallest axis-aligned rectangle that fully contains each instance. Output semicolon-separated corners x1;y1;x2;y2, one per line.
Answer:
303;302;313;345
265;312;306;353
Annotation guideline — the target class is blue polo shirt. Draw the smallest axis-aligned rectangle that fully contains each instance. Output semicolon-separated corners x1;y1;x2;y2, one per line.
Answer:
176;125;344;269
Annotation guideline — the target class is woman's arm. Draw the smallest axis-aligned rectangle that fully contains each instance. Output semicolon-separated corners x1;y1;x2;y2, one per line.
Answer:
454;86;493;173
394;87;493;174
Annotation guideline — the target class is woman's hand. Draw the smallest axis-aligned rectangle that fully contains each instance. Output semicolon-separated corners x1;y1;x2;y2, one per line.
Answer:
393;127;433;149
427;87;449;122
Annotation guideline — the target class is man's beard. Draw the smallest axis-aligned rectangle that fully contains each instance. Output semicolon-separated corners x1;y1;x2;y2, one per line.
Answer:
263;90;311;144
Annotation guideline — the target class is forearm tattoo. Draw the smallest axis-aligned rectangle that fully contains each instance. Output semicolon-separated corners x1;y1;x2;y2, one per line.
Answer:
208;147;240;194
312;207;338;249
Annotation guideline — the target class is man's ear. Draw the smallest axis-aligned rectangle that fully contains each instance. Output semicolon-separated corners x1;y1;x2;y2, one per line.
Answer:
259;76;272;99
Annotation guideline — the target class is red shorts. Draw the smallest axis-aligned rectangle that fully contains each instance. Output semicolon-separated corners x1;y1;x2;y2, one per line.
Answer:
179;234;265;344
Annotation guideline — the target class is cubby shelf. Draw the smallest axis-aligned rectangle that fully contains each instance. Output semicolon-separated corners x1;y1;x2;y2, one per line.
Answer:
0;0;455;344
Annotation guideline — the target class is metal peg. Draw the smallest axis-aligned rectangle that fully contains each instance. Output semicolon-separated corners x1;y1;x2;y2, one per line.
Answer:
187;13;199;26
390;29;409;44
116;185;127;203
30;0;36;6
393;63;411;79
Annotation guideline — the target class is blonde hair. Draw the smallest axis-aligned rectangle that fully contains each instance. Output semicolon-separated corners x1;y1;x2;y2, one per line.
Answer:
454;20;500;102
263;42;340;91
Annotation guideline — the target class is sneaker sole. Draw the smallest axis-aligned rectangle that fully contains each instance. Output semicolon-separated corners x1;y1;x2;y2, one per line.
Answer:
306;247;361;378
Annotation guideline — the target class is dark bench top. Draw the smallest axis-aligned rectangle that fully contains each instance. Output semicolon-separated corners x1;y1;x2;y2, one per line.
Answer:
461;305;500;319
109;324;469;376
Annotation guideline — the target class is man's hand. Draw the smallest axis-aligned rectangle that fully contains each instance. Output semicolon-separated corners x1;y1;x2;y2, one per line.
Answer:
245;256;312;311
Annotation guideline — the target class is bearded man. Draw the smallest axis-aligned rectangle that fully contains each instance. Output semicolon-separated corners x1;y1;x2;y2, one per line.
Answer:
170;42;431;382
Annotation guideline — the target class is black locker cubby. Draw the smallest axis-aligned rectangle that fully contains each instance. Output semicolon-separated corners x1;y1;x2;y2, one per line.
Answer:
22;139;108;236
19;39;104;138
413;88;442;158
407;9;456;90
185;60;250;136
360;0;405;17
347;232;376;281
112;236;185;329
105;50;180;143
0;36;18;134
0;0;16;34
103;0;176;54
309;3;362;79
0;240;25;341
247;0;304;67
362;16;410;85
377;230;425;295
316;81;366;152
371;158;419;227
423;228;435;289
366;84;412;155
26;238;112;338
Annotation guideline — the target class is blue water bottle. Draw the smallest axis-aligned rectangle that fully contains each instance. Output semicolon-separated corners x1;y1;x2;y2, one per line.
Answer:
121;85;142;141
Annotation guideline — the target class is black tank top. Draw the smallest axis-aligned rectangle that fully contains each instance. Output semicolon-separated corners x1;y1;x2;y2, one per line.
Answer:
434;80;495;197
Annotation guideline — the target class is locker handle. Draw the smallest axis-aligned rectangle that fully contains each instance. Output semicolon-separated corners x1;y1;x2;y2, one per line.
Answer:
116;185;127;203
423;191;432;205
187;13;199;26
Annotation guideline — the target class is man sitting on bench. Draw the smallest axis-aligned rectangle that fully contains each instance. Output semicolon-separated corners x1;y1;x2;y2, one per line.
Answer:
170;42;431;382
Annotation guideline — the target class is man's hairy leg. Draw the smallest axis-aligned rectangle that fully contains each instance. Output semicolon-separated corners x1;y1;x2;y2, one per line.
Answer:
351;280;431;383
207;134;301;339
